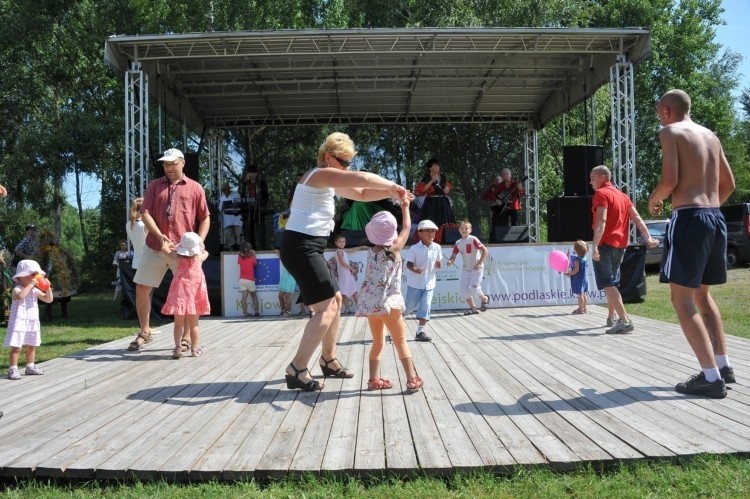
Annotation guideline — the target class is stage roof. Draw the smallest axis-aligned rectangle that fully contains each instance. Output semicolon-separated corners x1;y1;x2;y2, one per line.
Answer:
104;28;650;131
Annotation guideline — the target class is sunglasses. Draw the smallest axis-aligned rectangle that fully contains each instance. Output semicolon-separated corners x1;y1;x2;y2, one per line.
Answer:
331;155;352;168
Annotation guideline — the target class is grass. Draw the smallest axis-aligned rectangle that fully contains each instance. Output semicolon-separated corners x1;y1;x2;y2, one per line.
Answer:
1;268;749;497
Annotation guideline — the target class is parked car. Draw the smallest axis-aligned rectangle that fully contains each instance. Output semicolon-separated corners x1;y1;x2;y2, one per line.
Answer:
638;219;669;267
720;202;750;267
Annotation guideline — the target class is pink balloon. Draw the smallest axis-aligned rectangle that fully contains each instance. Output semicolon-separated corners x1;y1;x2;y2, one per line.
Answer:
548;250;569;272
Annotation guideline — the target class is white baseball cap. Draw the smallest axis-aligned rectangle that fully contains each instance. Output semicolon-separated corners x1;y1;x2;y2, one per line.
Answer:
158;148;185;162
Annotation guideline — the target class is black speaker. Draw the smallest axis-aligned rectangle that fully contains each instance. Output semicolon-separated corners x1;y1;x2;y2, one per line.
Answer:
492;226;529;244
442;226;461;245
340;229;371;248
204;202;222;255
546;196;593;242
184;152;200;181
563;145;603;196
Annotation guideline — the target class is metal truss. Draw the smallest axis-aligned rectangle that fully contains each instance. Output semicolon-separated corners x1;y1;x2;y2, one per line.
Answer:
524;129;540;243
609;55;637;242
124;62;149;214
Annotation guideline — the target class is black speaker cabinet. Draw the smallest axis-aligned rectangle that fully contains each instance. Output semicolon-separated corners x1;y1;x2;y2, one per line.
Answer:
442;226;461;245
340;229;371;248
563;145;604;196
492;226;529;244
547;196;593;242
184;152;200;181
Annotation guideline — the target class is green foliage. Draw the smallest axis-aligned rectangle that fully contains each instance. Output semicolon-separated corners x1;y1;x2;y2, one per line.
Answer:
2;0;750;281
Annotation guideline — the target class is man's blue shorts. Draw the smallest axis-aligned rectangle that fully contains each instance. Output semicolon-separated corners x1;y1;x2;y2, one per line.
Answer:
593;244;625;290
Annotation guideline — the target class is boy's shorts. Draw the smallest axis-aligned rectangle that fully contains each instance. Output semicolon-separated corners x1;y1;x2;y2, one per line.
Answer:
404;285;434;321
459;268;484;300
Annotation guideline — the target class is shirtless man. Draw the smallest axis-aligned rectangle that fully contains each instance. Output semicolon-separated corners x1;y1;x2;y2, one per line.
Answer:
649;89;736;399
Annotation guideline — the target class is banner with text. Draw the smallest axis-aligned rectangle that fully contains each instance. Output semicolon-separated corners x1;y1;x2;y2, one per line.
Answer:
221;244;605;316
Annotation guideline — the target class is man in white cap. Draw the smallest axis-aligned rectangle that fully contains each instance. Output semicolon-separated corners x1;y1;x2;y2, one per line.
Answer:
127;148;211;351
403;219;443;341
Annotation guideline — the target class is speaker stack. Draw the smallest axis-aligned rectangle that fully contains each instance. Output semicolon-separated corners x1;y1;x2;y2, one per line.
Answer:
547;145;602;242
492;226;529;244
562;145;603;196
183;152;200;180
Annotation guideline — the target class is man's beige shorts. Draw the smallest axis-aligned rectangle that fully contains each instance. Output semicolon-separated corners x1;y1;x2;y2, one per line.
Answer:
239;278;257;292
133;248;177;288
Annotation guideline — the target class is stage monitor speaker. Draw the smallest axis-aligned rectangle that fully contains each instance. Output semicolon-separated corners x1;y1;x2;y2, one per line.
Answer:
204;202;222;255
340;229;371;248
492;226;529;244
184;152;200;181
563;145;603;196
442;226;461;245
546;196;593;242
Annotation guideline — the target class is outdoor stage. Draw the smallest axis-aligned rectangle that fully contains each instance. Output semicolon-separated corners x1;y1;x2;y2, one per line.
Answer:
1;306;748;481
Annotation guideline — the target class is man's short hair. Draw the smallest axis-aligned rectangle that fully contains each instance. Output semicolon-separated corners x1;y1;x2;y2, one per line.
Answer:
591;165;611;180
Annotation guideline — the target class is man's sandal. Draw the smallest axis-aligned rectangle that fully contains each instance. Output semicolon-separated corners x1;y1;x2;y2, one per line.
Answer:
127;331;153;351
367;377;393;391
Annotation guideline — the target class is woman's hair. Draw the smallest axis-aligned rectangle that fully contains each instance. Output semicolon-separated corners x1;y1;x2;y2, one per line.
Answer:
118;239;127;247
317;132;357;167
573;240;589;257
425;157;440;170
129;198;143;226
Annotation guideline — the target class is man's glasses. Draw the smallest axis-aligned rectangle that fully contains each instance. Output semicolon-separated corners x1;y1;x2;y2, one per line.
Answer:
332;155;352;168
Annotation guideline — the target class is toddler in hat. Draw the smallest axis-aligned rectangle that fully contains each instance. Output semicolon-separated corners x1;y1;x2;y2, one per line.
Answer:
4;260;54;380
356;197;423;390
161;232;210;359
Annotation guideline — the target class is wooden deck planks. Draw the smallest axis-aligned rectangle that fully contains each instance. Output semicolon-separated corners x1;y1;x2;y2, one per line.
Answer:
1;305;749;480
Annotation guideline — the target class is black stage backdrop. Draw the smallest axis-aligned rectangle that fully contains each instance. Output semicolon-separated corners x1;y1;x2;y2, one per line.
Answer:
118;258;223;320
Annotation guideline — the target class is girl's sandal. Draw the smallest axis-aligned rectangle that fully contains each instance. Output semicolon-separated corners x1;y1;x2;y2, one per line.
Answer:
367;377;393;391
191;347;204;357
172;346;182;360
180;338;192;352
406;376;424;390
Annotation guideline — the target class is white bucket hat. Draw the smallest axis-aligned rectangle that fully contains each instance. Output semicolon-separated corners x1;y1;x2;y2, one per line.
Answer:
175;232;203;256
13;259;45;282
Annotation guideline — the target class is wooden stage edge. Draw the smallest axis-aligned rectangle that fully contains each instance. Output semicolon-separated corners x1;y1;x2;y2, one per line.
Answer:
0;305;749;482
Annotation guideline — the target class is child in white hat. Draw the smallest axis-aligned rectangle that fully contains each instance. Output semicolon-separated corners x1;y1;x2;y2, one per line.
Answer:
161;232;210;359
4;260;54;380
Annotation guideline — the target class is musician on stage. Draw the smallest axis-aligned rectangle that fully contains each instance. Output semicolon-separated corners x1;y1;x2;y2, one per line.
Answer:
218;183;242;250
482;169;526;239
240;164;269;250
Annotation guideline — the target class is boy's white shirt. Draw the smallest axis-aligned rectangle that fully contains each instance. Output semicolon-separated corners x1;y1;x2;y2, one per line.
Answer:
404;240;442;290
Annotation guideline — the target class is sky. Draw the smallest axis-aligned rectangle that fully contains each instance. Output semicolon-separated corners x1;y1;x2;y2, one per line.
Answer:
714;0;750;97
66;2;750;210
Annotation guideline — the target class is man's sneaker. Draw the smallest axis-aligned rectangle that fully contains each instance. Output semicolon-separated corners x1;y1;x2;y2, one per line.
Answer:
720;366;736;384
675;372;727;399
606;320;634;334
415;332;432;342
25;366;44;375
7;367;20;380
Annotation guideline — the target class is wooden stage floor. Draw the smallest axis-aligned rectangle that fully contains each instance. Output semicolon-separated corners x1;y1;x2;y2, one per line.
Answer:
1;306;748;481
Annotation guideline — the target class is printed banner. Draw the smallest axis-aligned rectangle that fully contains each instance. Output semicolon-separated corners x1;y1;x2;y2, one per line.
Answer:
221;243;605;316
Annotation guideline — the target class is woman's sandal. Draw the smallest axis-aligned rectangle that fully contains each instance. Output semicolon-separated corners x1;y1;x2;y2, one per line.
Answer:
367;377;393;391
191;347;204;357
180;338;192;352
172;346;182;360
285;363;323;391
319;356;354;378
406;376;424;390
